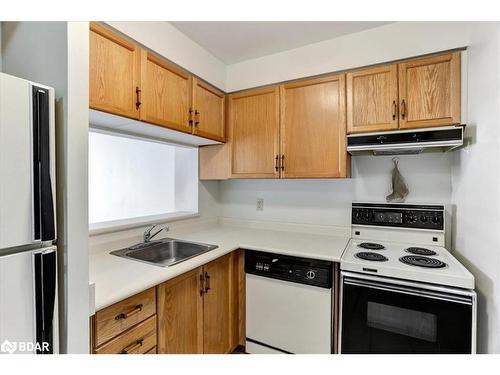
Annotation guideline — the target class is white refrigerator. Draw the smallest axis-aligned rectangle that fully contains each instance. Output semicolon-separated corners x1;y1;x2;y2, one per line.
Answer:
0;72;58;354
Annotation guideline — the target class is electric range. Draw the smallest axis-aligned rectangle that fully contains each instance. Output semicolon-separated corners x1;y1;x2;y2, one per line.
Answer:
339;202;476;354
341;202;474;289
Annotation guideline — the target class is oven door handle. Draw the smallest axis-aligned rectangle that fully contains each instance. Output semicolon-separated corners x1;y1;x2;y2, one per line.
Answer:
343;278;473;305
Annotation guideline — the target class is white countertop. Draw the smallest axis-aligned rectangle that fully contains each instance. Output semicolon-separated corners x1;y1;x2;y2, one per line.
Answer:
90;222;349;311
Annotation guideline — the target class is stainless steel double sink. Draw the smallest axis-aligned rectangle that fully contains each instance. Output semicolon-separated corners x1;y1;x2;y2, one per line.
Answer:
110;238;218;267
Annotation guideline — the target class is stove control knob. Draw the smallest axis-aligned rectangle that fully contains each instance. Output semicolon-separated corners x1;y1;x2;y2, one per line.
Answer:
420;216;428;223
363;211;372;220
431;216;440;224
306;270;316;280
406;215;416;223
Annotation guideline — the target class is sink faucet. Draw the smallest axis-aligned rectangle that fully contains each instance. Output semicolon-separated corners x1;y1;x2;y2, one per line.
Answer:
143;224;169;243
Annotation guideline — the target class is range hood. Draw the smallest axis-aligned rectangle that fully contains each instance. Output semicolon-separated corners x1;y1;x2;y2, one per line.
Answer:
347;125;464;156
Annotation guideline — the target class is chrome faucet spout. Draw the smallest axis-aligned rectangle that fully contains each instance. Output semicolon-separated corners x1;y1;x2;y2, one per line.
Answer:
143;224;169;243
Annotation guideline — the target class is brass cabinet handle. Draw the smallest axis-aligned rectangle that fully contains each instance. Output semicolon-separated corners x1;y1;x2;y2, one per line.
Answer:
401;99;406;119
199;273;205;296
204;272;211;293
135;87;142;110
275;155;279;172
280;155;285;172
189;108;194;127
392;100;397;120
115;304;143;320
121;338;144;354
194;109;200;127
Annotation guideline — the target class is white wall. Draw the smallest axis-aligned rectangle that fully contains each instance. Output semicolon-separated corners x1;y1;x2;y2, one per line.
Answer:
106;21;226;90
226;22;468;92
0;23;2;71
220;154;452;227
450;22;500;354
2;21;90;354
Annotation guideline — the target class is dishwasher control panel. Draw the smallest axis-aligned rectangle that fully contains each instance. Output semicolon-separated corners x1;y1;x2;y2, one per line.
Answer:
245;249;333;289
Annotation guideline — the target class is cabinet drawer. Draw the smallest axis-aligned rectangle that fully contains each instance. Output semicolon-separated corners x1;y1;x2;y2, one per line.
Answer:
145;346;157;354
95;288;156;347
95;315;157;354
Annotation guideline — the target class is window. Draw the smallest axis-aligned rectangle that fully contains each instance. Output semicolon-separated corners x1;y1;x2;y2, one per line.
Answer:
89;131;198;230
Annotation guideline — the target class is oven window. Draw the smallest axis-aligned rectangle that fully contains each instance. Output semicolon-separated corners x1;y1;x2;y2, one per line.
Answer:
367;302;437;342
341;280;473;354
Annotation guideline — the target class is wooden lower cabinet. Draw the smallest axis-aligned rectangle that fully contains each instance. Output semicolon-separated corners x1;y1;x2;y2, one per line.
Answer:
157;267;204;354
156;252;243;354
203;254;233;353
91;251;244;354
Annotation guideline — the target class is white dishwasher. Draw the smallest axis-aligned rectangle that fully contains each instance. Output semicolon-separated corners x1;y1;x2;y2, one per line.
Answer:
245;249;333;354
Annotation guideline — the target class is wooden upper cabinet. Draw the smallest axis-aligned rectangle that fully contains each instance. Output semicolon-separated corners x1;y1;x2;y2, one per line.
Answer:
140;51;193;134
229;87;280;178
89;22;141;119
280;75;348;178
203;254;233;354
156;268;204;354
192;78;225;142
347;64;399;134
398;52;461;129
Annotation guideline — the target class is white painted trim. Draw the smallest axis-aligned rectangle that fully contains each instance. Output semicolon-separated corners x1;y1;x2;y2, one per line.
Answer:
89;109;221;147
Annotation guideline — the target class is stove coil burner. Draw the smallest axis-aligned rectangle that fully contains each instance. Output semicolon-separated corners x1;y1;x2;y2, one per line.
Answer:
399;255;446;268
358;242;385;250
405;247;437;256
355;252;388;262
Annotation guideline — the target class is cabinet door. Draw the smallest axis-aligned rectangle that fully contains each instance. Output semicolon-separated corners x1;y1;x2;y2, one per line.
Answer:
229;87;280;178
141;51;193;134
346;64;398;134
157;268;204;354
398;52;461;129
192;78;225;142
89;22;141;119
281;74;348;178
203;254;233;354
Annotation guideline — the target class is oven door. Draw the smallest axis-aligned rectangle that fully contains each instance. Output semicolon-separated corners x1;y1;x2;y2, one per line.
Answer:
340;272;476;354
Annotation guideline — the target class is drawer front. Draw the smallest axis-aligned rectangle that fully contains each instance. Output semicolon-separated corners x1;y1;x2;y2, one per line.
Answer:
95;315;157;354
95;288;156;347
145;346;157;354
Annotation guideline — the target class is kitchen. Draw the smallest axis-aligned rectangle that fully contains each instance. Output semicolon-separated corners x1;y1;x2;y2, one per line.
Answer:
0;3;499;372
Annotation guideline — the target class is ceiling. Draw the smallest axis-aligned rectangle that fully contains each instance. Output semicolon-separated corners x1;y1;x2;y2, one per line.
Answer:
170;21;392;64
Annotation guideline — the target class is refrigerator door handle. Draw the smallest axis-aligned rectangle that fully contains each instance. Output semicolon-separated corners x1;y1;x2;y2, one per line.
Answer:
33;248;57;354
32;86;55;242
